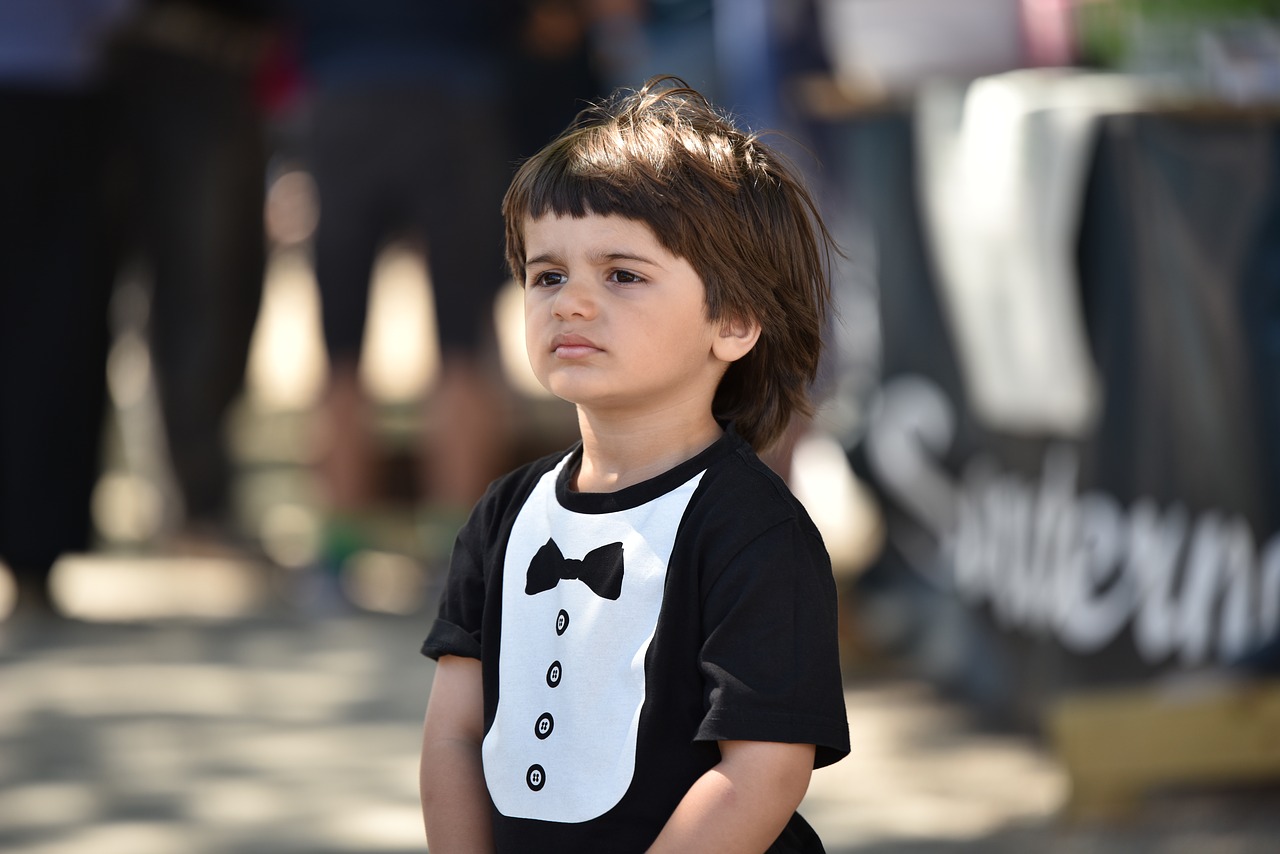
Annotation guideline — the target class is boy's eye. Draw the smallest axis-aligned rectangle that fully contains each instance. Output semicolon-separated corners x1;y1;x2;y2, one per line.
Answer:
532;271;566;288
611;270;642;284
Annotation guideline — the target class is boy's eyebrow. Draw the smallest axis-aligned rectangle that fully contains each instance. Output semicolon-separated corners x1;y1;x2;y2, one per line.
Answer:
593;250;661;267
525;251;561;267
525;249;663;267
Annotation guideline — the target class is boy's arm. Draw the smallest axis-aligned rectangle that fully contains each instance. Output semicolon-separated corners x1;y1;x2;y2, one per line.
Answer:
419;655;493;853
646;740;815;854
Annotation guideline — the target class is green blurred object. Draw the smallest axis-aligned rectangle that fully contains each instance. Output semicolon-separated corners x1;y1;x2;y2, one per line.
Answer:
1076;0;1280;69
319;515;368;576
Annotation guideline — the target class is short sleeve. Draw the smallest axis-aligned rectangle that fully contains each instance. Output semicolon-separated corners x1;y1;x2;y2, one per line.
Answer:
419;450;568;663
420;509;487;661
695;518;850;768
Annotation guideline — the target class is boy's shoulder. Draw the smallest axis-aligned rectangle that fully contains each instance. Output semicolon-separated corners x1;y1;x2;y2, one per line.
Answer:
684;431;833;609
688;429;826;549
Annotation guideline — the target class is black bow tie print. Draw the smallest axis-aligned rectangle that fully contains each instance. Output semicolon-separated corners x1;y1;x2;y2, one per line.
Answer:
525;538;624;600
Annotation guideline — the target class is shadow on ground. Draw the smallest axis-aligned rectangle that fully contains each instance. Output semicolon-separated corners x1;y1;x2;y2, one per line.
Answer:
1;562;1277;854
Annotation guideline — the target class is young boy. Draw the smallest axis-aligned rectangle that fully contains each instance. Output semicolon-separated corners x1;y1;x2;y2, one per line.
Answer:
419;78;850;853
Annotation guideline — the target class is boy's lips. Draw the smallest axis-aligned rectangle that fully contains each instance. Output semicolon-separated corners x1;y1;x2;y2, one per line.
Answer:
551;333;602;357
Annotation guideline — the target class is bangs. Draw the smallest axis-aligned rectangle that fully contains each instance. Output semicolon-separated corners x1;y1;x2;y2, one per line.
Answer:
508;117;688;220
515;141;648;223
503;120;695;280
503;80;757;284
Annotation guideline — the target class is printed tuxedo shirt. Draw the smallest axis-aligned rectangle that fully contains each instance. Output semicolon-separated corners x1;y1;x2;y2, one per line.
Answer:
422;427;850;853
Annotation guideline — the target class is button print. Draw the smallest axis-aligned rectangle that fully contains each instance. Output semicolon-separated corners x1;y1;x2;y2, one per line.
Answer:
555;609;570;636
546;660;561;688
534;712;554;740
526;764;546;791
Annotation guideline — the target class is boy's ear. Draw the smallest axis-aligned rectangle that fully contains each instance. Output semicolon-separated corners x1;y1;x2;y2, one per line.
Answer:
712;316;761;363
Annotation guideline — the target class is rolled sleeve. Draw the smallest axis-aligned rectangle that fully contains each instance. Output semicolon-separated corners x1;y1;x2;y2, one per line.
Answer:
694;519;850;768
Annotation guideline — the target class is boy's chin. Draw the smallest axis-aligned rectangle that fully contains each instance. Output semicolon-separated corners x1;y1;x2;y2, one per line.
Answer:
540;377;600;408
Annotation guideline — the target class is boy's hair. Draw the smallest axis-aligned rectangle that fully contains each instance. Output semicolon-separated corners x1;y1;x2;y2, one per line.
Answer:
503;77;835;451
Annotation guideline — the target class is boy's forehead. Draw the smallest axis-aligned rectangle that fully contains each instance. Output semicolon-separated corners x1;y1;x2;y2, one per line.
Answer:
522;211;662;250
523;210;647;228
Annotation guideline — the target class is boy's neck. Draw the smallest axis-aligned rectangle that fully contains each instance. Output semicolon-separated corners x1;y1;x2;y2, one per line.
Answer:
572;409;724;494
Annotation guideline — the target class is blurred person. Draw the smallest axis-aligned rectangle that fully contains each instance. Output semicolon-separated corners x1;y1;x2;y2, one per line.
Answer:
0;0;131;618
419;78;849;854
101;0;277;550
504;0;609;163
589;0;719;99
282;0;524;603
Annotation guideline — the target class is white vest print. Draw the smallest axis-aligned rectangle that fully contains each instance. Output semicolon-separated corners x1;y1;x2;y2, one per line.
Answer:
482;456;704;822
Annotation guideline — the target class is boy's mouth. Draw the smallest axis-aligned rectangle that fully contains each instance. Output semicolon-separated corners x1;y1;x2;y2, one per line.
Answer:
551;333;602;357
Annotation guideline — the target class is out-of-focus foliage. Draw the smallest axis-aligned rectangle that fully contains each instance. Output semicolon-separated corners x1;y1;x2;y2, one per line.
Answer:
1077;0;1280;67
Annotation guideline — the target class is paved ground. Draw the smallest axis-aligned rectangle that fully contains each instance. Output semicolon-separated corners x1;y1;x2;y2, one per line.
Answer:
1;560;1278;854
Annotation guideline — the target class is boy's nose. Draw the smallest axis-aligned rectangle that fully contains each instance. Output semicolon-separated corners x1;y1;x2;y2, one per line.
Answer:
551;278;595;319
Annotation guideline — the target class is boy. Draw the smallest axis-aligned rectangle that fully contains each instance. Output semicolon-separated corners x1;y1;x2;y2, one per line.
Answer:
419;78;850;853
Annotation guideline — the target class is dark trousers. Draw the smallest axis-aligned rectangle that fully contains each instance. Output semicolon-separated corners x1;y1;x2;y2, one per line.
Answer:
0;88;112;583
307;83;508;364
104;45;268;525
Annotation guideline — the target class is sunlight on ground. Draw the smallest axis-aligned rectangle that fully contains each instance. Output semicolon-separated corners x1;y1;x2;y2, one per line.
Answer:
29;822;192;854
47;555;269;622
0;547;430;624
803;682;1068;847
0;612;1073;854
321;803;426;850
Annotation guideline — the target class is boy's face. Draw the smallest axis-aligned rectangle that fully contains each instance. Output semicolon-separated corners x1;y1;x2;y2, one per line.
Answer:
522;212;745;422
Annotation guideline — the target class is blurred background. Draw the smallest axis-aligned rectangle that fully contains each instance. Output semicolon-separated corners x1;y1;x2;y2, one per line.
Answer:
2;0;1280;851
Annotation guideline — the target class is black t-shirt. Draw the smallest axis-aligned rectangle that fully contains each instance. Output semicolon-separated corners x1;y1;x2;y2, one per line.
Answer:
422;428;850;853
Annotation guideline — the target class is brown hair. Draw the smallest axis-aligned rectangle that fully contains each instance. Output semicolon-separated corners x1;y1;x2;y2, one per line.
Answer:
503;77;835;451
